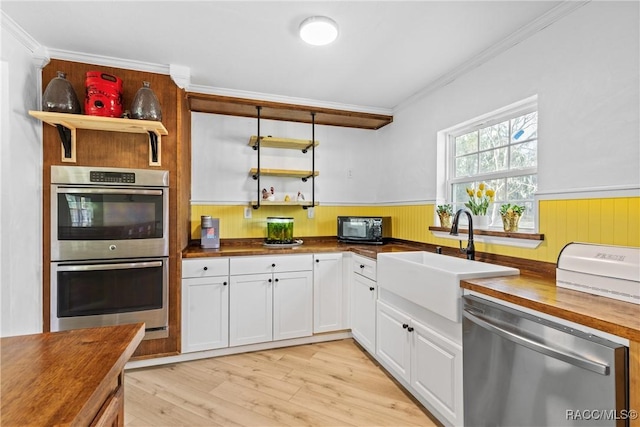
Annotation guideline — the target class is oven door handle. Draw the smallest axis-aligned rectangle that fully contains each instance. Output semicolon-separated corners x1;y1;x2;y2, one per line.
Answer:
463;308;610;375
56;187;163;196
56;261;163;272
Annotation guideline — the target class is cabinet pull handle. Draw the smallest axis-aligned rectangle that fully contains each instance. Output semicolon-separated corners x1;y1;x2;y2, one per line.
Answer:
402;323;409;329
203;266;208;271
360;264;365;269
369;287;374;291
407;327;414;332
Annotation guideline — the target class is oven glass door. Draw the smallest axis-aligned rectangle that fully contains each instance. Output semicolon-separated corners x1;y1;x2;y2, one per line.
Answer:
55;187;164;240
51;259;168;337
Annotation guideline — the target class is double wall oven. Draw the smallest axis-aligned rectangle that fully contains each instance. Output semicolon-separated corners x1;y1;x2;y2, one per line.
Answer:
50;165;169;339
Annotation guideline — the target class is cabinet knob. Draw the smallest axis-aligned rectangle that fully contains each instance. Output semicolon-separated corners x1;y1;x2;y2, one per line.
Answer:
203;266;208;271
223;281;227;286
275;278;279;282
272;263;276;267
402;323;409;329
268;278;272;283
360;264;365;269
369;287;374;291
407;327;414;332
316;259;320;263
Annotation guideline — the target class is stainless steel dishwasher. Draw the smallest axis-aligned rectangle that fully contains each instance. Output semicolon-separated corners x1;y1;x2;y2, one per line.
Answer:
463;295;628;427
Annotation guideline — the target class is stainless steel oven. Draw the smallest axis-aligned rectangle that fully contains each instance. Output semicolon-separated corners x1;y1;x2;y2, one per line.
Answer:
50;165;169;339
51;166;169;261
51;258;168;339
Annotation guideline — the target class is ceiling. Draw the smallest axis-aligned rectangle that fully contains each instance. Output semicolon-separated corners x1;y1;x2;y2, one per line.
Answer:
2;1;566;112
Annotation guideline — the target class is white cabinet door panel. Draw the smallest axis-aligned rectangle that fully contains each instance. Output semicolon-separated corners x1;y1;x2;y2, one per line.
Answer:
229;273;273;347
376;301;411;383
351;273;377;354
181;276;229;353
313;253;344;333
273;271;313;341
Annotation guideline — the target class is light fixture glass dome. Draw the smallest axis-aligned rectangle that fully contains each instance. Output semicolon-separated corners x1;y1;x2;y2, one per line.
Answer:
299;16;338;46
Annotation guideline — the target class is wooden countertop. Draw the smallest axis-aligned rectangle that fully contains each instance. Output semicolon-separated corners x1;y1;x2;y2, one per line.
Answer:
1;323;145;426
461;274;640;342
182;237;422;260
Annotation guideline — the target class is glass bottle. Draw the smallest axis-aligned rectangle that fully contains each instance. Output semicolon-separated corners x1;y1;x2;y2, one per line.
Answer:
130;81;162;121
42;71;81;114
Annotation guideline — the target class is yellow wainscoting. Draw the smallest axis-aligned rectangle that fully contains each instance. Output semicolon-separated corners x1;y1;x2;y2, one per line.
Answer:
191;197;639;264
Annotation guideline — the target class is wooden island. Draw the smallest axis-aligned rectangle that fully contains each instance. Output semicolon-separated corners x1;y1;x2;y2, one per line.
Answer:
1;323;144;426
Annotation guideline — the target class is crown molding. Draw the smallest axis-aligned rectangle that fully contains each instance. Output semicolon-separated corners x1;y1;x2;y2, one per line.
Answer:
394;0;591;113
45;48;170;75
188;83;393;117
169;64;190;90
1;11;41;53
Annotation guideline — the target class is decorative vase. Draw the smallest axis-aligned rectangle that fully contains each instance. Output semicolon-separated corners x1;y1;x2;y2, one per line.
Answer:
437;212;452;228
130;81;162;121
42;71;81;114
472;214;490;230
85;71;123;117
501;213;521;232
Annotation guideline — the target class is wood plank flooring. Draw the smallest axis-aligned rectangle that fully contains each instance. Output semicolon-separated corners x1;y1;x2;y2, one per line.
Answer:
124;339;441;426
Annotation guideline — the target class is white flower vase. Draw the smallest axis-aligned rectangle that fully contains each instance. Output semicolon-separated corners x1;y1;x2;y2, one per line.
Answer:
472;214;490;230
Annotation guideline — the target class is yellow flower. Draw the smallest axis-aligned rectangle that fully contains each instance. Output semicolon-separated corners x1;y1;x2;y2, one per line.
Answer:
476;190;482;198
486;189;495;197
478;183;485;191
466;188;474;197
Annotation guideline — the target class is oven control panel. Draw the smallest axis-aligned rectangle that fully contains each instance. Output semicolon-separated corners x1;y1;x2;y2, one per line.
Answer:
90;171;135;183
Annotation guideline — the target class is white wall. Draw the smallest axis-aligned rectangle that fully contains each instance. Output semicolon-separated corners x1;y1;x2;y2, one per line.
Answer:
377;1;639;202
1;16;43;336
191;112;381;205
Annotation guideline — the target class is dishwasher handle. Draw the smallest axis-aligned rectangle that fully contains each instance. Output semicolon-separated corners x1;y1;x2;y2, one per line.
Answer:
463;307;610;376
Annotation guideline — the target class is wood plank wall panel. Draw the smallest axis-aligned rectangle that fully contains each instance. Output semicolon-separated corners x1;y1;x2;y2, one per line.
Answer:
42;59;185;358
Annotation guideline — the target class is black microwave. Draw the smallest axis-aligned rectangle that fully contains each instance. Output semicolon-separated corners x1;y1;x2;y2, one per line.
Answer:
337;216;392;244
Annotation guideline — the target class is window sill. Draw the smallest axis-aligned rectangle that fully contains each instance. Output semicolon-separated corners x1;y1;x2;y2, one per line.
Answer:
428;226;545;249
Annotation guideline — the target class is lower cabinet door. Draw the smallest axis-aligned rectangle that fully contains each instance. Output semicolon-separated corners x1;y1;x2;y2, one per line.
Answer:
351;273;377;354
376;301;411;383
181;276;229;353
273;270;313;341
411;319;463;425
229;273;273;347
313;253;344;333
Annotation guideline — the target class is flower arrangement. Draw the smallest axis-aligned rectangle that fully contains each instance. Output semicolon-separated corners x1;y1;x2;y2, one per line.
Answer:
464;183;495;216
500;203;525;232
436;204;454;228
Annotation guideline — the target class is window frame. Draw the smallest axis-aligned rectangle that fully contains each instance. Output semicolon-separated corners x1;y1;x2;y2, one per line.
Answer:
444;98;539;230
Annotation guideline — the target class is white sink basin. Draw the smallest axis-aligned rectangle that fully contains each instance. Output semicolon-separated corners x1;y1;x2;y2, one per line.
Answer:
377;251;519;322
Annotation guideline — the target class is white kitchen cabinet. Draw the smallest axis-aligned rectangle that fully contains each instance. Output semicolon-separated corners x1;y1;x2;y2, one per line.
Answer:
181;258;229;353
313;253;345;333
351;254;377;354
229;255;313;347
376;300;463;426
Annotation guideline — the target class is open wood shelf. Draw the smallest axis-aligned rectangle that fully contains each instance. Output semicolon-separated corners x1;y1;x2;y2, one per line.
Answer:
248;136;319;150
29;111;168;165
187;93;393;130
250;168;319;179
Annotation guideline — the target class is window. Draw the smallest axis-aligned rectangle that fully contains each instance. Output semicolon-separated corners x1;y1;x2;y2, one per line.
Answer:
447;101;538;230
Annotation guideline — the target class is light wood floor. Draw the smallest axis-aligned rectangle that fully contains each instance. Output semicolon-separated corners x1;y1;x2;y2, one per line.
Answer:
124;338;440;426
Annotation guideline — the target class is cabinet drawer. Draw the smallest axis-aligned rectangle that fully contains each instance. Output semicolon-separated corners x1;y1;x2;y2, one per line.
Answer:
353;254;377;281
182;258;229;278
230;254;313;275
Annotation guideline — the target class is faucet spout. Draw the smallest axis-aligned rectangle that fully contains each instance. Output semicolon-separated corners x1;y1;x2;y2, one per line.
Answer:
450;209;475;260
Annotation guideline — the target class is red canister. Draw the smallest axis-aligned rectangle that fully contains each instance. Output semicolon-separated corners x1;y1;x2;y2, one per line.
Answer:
84;71;123;117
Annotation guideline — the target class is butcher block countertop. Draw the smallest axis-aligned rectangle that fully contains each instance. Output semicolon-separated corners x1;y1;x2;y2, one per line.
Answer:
1;323;144;426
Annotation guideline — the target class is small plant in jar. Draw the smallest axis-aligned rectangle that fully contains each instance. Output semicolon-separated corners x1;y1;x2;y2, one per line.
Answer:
499;204;525;232
436;204;454;228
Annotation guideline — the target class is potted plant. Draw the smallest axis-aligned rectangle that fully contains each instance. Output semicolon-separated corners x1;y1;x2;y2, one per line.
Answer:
436;204;453;228
464;183;495;229
499;203;525;232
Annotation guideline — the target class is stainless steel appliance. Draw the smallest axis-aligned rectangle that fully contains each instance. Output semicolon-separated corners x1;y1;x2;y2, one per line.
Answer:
51;165;169;261
50;165;169;339
463;295;628;427
337;216;391;244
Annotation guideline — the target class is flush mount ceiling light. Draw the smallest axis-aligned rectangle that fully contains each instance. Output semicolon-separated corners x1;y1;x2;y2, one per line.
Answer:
299;16;339;46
